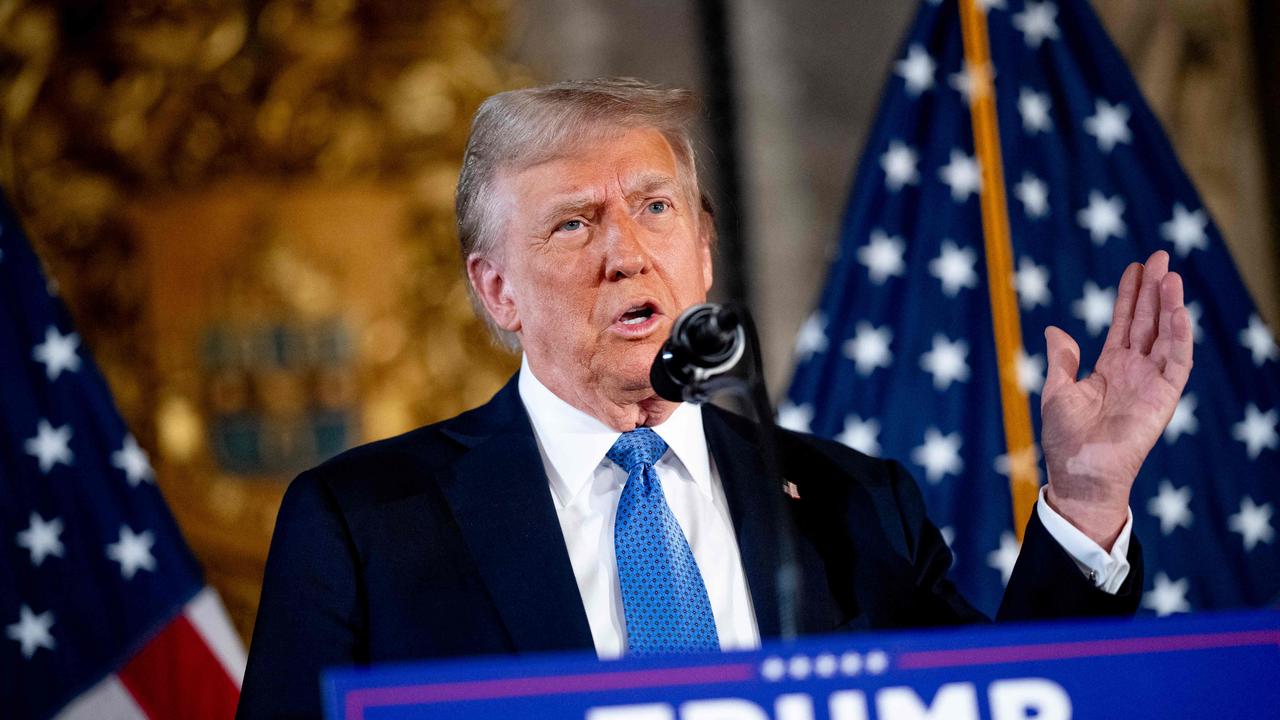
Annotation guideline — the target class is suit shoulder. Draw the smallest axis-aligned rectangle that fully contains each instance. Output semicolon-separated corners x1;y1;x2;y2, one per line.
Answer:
705;404;902;489
777;425;903;489
290;407;483;510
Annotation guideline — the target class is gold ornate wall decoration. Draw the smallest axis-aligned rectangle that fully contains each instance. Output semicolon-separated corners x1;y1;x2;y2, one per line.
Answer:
1;0;526;640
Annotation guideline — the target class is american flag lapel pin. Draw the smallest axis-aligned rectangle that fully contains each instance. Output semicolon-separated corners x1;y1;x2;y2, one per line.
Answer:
783;480;801;500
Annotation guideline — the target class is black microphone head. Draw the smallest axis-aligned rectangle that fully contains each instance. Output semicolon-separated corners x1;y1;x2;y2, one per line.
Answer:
649;303;748;403
649;347;687;402
686;305;741;360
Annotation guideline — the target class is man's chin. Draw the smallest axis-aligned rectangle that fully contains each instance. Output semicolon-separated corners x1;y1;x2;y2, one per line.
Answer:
602;349;662;396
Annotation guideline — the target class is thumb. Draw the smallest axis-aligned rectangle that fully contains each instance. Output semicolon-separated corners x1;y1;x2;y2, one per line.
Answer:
1043;326;1080;395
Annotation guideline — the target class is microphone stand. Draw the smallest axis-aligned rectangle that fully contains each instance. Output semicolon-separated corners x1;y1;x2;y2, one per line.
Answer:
685;303;801;641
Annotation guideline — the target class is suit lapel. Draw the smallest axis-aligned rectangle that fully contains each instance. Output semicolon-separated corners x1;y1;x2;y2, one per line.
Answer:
703;406;858;637
436;377;594;653
701;405;784;640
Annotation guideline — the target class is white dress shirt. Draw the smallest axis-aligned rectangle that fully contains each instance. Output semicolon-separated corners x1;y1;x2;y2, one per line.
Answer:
517;358;1132;658
518;361;760;659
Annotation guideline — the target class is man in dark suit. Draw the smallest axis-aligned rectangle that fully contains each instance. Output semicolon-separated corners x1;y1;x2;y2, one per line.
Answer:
237;78;1192;719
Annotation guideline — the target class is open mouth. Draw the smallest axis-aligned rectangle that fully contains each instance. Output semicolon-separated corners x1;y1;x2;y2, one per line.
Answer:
618;304;657;326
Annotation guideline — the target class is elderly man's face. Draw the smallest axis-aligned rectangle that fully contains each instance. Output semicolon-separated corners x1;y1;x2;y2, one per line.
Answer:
469;127;713;426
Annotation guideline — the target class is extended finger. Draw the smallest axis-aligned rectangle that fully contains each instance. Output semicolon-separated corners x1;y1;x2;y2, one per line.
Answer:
1043;326;1081;397
1103;262;1142;350
1129;250;1170;354
1152;273;1193;390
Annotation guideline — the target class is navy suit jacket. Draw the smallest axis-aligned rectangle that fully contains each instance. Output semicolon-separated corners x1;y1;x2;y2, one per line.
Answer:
237;376;1142;719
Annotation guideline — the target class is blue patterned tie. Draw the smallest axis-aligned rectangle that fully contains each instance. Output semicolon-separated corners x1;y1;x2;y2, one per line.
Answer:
609;428;719;655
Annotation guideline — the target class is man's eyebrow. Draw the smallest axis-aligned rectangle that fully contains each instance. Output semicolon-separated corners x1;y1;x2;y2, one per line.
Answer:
536;194;599;228
624;173;681;198
534;173;683;228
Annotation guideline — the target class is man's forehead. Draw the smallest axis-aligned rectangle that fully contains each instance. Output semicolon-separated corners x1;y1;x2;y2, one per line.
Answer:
536;171;681;201
498;131;687;199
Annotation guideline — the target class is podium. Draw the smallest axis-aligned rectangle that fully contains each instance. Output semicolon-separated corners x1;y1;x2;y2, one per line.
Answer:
323;610;1280;719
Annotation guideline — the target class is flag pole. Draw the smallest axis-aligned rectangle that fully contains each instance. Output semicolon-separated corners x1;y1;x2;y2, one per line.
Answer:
957;0;1041;540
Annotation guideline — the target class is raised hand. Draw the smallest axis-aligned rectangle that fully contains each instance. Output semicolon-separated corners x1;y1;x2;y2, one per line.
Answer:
1039;251;1193;549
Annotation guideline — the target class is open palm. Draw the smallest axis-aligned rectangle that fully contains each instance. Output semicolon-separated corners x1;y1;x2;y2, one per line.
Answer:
1040;251;1193;548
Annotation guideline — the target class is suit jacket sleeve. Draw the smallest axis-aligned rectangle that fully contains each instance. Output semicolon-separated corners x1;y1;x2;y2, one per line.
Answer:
884;454;1144;622
998;499;1144;620
237;470;366;720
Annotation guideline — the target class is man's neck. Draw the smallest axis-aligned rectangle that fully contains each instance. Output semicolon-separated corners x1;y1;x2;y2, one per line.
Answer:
520;355;678;431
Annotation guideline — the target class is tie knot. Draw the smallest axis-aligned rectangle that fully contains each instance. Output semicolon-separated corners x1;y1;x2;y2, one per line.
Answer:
607;427;669;474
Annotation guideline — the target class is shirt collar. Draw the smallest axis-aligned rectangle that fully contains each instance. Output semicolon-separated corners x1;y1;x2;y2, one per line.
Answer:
517;357;714;508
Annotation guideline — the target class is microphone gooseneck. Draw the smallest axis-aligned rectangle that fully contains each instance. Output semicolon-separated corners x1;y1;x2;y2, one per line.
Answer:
648;302;802;641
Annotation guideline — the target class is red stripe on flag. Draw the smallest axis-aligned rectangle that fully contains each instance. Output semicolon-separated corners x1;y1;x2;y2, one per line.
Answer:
117;614;240;720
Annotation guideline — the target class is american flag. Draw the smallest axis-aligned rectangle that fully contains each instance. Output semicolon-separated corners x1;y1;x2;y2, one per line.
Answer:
783;0;1279;617
0;192;244;718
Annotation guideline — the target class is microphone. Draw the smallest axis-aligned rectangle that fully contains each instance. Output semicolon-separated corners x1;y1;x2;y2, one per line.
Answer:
650;303;747;403
649;301;803;639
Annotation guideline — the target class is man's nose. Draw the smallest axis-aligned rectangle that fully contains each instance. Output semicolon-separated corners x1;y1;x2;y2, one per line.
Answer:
603;212;650;281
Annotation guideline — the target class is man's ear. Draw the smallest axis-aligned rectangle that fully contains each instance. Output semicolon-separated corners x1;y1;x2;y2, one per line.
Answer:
698;209;715;292
466;254;521;332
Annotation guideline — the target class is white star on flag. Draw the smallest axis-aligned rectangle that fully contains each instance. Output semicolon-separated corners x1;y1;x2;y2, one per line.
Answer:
1186;301;1204;343
106;525;157;580
836;415;881;456
987;531;1021;586
1083;98;1132;152
1014;172;1049;218
939;149;982;202
1163;394;1198;444
920;334;971;390
6;605;56;659
928;240;978;296
31;326;81;381
949;62;995;104
794;313;828;362
1073;281;1116;336
16;512;65;566
1014;256;1052;309
843;322;894;376
112;433;155;487
776;401;814;433
880;141;920;191
1239;314;1278;366
977;0;1006;10
24;419;74;474
894;44;936;96
857;229;906;284
1016;349;1046;395
1147;480;1193;535
1077;191;1126;245
911;427;963;484
1142;573;1191;616
1012;1;1060;47
1228;497;1274;551
1233;403;1278;459
1018;87;1052;133
939;526;956;551
1160;203;1209;257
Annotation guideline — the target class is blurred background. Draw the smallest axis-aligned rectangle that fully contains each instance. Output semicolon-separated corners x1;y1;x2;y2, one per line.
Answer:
0;0;1275;645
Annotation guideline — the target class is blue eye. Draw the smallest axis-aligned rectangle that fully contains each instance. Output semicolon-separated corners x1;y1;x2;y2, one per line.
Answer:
647;201;668;214
559;219;583;232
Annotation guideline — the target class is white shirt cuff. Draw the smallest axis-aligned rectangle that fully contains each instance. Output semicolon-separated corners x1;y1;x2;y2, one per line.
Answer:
1035;486;1133;594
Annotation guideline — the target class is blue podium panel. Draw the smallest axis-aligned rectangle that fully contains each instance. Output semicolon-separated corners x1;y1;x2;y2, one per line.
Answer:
323;611;1280;720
